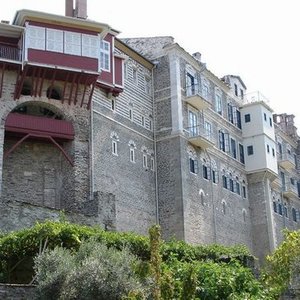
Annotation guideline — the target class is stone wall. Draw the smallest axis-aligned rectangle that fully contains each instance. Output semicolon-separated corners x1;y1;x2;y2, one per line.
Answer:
0;284;36;300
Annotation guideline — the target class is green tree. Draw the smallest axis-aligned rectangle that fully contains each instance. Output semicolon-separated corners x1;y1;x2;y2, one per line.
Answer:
263;229;300;298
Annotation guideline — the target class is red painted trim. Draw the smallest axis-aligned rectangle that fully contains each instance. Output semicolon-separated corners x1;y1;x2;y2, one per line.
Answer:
4;133;30;160
5;113;75;140
28;49;98;72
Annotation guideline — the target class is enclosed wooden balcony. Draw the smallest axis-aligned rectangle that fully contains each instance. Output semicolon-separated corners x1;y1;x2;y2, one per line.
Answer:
184;84;211;110
187;124;215;149
278;152;295;170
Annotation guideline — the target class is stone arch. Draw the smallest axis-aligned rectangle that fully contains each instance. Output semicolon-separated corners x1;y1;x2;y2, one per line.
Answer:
1;100;77;211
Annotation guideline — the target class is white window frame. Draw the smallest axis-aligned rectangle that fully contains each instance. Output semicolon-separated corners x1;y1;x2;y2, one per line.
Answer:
82;34;99;58
215;91;222;115
143;153;148;168
150;157;155;171
46;28;63;53
64;31;81;56
100;40;110;72
130;148;135;163
26;25;46;50
112;140;118;156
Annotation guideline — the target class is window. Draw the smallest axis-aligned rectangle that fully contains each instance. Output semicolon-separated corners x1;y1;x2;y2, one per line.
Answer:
219;131;229;152
239;144;245;164
26;25;45;50
269;117;272;127
245;114;251;123
186;73;196;96
236;181;241;195
247;145;254;155
82;34;99;58
229;178;234;192
273;201;277;213
150;157;155;171
212;170;219;183
100;40;110;71
202;81;209;99
234;84;238;96
267;144;270;153
112;140;117;156
272;148;275;157
242;184;247;198
278;203;283;215
141;116;145;127
130;148;135;163
228;103;234;123
149;119;152;130
204;121;212;139
189;158;198;174
278;142;283;155
189;111;198;136
284;204;288;218
264;113;267;121
236;110;242;129
143;153;148;168
240;89;244;99
111;98;116;111
64;31;81;55
203;165;211;180
46;28;63;52
230;138;237;159
292;208;297;222
215;93;222;115
129;108;133;120
222;175;228;189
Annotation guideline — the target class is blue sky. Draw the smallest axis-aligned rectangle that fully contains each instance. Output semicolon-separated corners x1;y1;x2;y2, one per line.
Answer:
1;0;300;132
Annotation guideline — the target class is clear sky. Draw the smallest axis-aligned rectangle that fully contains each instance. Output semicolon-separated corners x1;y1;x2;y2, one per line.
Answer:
1;0;300;132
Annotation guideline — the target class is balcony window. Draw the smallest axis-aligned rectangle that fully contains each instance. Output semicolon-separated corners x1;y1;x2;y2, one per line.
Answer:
189;158;198;174
100;40;110;71
245;114;251;123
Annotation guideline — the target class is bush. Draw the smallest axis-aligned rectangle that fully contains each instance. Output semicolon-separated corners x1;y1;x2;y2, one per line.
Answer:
34;239;150;300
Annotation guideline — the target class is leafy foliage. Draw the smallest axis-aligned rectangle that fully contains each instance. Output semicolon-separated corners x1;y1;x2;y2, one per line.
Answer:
0;220;275;299
34;239;150;300
263;229;300;298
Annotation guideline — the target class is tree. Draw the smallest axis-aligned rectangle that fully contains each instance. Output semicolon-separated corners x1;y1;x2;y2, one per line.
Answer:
263;229;300;298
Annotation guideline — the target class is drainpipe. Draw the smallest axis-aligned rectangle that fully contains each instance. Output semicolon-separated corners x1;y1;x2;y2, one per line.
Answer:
205;149;217;243
262;171;276;252
152;63;159;225
90;90;94;200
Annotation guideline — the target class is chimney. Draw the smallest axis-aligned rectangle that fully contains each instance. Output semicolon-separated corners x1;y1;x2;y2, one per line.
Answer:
65;0;74;17
75;0;87;19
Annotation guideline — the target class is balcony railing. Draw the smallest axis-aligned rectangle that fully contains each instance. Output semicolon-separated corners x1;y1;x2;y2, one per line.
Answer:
278;152;295;170
243;91;270;106
185;84;211;110
282;182;299;199
0;44;22;62
187;124;215;149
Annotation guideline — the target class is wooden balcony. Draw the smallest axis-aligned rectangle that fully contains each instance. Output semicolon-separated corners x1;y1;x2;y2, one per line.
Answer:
187;125;215;149
278;152;295;170
184;84;211;110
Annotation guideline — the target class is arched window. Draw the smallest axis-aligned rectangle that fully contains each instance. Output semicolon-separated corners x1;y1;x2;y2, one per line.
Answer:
292;208;297;222
199;189;205;206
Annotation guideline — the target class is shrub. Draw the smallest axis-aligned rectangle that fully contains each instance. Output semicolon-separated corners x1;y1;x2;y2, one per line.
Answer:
34;239;150;300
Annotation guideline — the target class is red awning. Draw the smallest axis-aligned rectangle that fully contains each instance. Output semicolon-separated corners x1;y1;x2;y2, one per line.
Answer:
5;113;74;140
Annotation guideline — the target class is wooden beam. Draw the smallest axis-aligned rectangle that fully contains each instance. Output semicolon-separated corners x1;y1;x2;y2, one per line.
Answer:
13;65;22;100
33;67;41;97
38;68;46;97
47;69;57;99
80;76;89;107
73;73;81;105
16;66;28;100
68;73;76;105
62;72;70;104
86;79;96;109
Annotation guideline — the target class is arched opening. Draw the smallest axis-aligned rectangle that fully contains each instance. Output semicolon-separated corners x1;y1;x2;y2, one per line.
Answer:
21;80;32;96
2;102;74;210
46;86;62;100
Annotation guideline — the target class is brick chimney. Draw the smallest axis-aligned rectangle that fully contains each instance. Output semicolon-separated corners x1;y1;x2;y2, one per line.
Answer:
75;0;87;19
65;0;74;17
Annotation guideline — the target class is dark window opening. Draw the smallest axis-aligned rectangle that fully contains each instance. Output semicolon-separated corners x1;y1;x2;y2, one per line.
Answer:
46;87;61;100
190;158;198;174
245;114;251;123
247;145;254;155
